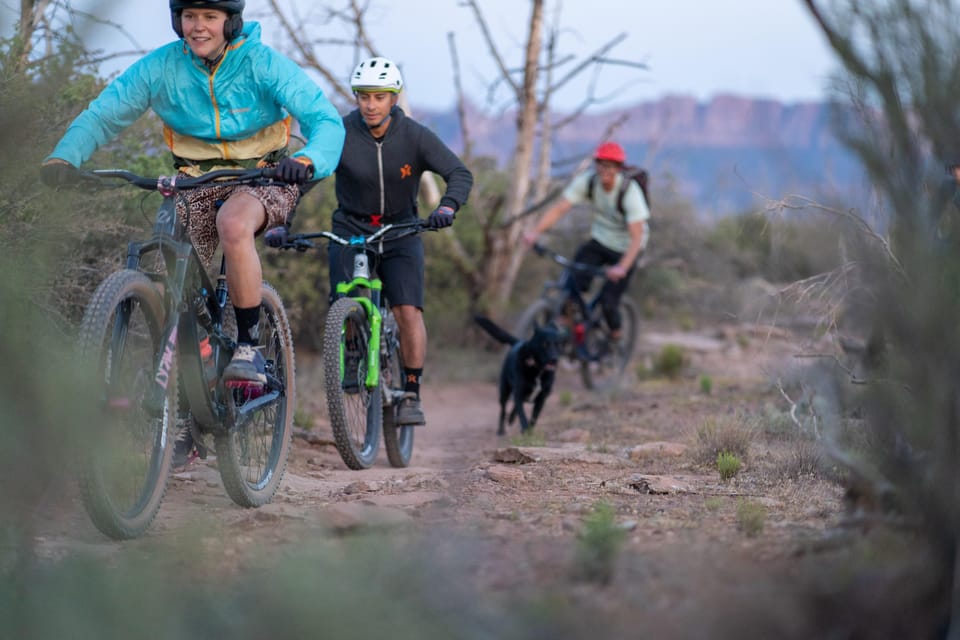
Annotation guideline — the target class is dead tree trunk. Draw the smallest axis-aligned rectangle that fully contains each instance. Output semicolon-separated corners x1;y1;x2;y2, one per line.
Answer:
479;0;544;313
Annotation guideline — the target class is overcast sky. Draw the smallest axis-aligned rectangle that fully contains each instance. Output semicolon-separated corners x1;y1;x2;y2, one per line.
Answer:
5;0;838;110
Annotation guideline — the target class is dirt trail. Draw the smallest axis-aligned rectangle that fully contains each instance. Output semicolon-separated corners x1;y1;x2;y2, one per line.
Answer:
33;325;846;606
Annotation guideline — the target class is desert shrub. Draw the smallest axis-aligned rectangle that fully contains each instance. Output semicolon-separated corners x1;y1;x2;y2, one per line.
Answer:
694;413;755;465
653;344;686;378
699;374;713;395
573;501;627;584
706;211;841;283
717;451;742;480
777;439;824;480
736;500;766;537
707;211;772;278
704;497;723;512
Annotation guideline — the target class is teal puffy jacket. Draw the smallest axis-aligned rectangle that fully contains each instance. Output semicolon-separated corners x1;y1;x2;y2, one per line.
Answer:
47;22;344;177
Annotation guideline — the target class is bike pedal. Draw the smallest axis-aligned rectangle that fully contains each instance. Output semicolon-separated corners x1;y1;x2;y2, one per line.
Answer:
226;380;266;399
107;397;132;410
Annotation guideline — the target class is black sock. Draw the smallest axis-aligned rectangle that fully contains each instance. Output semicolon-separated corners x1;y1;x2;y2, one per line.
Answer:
403;367;422;396
235;304;261;345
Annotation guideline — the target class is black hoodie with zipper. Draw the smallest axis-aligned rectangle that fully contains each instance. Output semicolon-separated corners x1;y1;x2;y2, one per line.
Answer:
333;107;473;225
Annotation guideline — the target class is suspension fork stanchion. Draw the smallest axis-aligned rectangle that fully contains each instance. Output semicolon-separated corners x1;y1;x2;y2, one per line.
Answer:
335;277;384;389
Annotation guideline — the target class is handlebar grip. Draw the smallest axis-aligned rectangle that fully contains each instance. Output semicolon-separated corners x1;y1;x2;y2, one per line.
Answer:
264;226;289;248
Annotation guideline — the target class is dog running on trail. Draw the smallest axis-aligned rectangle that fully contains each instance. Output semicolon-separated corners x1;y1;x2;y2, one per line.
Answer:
474;315;566;435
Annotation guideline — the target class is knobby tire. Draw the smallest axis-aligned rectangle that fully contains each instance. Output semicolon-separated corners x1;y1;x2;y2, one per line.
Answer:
381;310;414;467
215;282;295;507
77;269;175;540
323;298;381;470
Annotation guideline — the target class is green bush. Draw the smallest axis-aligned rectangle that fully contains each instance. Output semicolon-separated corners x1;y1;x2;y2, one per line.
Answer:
653;344;686;378
573;501;627;584
699;374;713;395
736;499;766;537
717;451;742;480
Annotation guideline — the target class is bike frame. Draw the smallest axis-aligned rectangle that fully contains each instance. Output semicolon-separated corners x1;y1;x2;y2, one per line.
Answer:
278;221;424;393
92;168;282;432
535;245;607;331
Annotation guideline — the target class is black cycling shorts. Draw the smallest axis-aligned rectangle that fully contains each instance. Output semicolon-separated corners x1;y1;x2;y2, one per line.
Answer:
328;212;425;309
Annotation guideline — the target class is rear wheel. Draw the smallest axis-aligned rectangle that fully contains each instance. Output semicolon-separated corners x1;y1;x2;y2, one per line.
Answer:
215;282;295;507
77;269;174;540
323;297;381;469
580;297;638;390
381;310;414;467
514;298;563;343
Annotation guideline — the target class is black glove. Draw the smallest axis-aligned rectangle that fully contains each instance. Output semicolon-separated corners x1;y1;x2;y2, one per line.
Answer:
276;157;315;184
426;205;455;230
264;226;289;248
40;161;80;187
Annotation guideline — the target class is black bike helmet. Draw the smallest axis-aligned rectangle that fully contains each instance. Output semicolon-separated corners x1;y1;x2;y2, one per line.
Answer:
170;0;245;41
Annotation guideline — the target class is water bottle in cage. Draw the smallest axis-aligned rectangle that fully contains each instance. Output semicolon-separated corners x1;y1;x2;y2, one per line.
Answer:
353;252;370;279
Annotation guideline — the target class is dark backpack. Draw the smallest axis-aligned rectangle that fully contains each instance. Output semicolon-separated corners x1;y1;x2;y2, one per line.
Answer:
586;165;650;216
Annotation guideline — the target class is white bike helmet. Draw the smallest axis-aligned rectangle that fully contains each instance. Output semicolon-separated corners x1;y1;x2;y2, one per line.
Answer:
350;57;403;93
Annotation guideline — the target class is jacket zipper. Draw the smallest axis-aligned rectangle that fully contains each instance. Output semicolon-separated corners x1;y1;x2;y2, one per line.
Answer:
376;141;385;216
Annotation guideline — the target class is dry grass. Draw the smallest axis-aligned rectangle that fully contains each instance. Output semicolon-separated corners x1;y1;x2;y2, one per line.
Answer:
693;412;757;466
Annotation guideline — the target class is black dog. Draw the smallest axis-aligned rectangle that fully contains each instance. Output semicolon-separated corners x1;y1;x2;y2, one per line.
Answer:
474;315;565;435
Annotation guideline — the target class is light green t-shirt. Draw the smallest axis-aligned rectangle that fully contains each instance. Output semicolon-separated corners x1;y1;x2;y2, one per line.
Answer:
562;171;650;253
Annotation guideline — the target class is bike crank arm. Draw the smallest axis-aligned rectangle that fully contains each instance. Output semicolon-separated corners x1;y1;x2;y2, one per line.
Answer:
224;389;282;434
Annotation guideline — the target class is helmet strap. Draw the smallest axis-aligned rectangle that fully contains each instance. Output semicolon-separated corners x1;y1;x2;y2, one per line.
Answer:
203;45;227;69
365;104;398;132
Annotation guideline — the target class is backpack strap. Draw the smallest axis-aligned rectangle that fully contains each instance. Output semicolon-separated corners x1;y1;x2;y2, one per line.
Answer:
588;169;644;217
615;179;629;217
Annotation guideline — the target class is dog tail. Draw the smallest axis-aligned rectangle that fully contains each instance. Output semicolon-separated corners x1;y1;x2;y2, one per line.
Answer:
474;314;518;346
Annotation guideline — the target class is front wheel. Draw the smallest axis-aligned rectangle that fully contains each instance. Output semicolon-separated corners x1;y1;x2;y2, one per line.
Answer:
381;310;414;467
580;297;638;390
323;297;381;470
215;282;295;507
77;269;175;540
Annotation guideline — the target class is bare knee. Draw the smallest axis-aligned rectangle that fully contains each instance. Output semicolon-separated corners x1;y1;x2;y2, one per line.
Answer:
217;195;265;248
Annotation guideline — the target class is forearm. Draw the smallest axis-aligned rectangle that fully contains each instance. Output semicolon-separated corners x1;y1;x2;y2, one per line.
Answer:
619;223;645;269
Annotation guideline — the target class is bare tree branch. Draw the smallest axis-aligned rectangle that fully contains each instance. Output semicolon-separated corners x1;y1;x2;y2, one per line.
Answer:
446;31;473;163
550;32;630;93
266;0;354;103
773;194;907;280
459;0;521;98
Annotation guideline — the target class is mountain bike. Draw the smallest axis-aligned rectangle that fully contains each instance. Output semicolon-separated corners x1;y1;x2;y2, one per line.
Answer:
268;221;428;470
515;243;638;390
71;167;295;539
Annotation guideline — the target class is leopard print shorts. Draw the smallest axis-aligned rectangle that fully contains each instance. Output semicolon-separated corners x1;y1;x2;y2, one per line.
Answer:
176;181;299;268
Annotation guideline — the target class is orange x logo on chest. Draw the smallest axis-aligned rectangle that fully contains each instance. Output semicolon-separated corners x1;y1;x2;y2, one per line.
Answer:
400;164;412;179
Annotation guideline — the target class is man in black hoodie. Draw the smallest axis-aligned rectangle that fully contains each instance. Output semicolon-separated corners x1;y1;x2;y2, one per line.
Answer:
331;56;473;425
